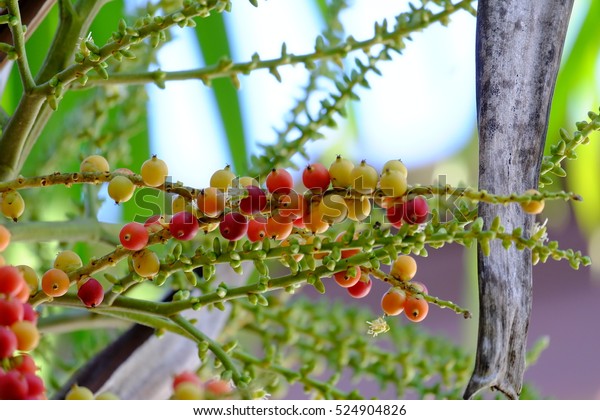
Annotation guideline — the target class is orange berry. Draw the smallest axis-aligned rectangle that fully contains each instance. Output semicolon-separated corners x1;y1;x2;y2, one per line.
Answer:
11;320;39;351
404;295;429;322
334;267;361;288
381;288;407;316
41;268;70;297
521;189;545;215
390;255;417;282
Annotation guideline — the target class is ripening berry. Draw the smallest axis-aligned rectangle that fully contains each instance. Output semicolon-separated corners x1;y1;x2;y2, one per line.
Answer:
265;168;294;194
404;295;429;322
11;320;39;351
14;283;30;303
303;202;330;234
120;222;149;251
266;215;294;241
329;156;354;189
302;163;331;193
77;278;104;308
0;265;25;296
219;212;248;241
333;267;361;288
379;168;408;197
346;197;371;222
351;160;378;194
381;288;407;316
0;370;28;400
132;250;160;278
108;175;135;204
521;189;545;215
173;382;203;400
210;165;236;191
66;385;94;400
41;268;70;297
247;217;267;243
173;371;203;389
1;190;25;221
0;297;24;326
382;159;408;178
0;225;10;252
16;265;38;294
390;255;417;282
318;194;348;224
0;326;17;358
403;197;429;224
239;186;267;215
197;187;225;218
54;250;83;272
80;155;110;172
347;274;372;299
205;379;232;396
141;155;169;187
169;211;199;241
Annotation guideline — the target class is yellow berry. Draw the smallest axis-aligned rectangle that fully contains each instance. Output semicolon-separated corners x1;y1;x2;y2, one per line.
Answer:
173;382;203;400
132;250;160;278
80;155;110;173
95;392;120;400
17;265;39;294
382;159;408;178
11;320;40;351
210;165;236;191
1;191;25;221
66;385;94;400
329;156;354;189
317;194;348;224
345;197;371;222
108;175;135;204
141;155;169;187
54;250;83;272
350;160;378;194
390;255;417;282
379;169;408;197
172;195;187;214
521;189;545;215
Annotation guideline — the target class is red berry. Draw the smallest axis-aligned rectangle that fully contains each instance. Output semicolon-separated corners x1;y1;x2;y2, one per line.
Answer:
24;373;45;399
403;197;429;224
0;297;24;326
13;354;37;374
169;211;200;241
77;278;104;308
239;186;267;215
173;371;202;390
0;266;25;297
266;168;293;194
302;163;331;193
0;370;28;400
347;276;372;298
386;201;406;228
247;217;267;243
119;222;149;251
0;326;17;358
219;212;248;241
144;215;164;233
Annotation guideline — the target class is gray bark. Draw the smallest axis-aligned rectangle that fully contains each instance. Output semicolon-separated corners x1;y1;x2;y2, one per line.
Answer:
466;0;574;399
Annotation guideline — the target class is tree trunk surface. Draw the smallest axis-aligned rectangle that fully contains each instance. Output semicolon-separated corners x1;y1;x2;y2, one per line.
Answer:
466;0;574;399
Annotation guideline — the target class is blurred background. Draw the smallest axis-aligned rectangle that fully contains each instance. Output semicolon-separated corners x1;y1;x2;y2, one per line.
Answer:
1;0;599;398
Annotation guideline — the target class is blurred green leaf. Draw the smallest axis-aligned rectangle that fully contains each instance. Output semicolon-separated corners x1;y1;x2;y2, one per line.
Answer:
195;13;248;174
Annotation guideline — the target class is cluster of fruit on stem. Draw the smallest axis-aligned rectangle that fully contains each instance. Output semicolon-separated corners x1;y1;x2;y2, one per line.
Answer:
0;151;584;399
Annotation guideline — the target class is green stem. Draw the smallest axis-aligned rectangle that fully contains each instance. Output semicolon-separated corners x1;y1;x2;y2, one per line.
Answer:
171;314;244;388
8;219;119;243
37;311;131;334
6;0;35;91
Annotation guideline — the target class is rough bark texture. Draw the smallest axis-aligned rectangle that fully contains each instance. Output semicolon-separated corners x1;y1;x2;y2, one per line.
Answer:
465;0;574;399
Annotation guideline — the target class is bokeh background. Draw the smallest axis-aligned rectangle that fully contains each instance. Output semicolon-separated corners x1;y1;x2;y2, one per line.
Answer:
1;0;599;399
